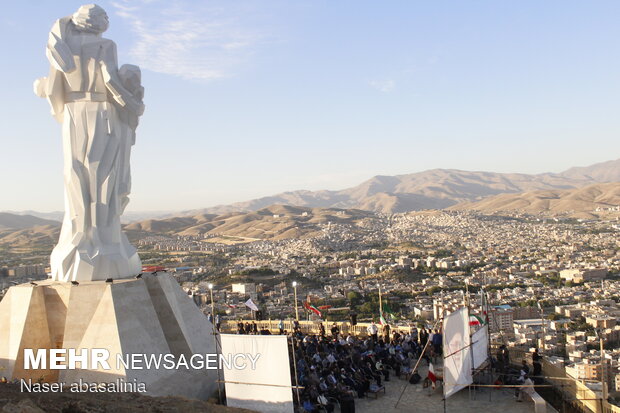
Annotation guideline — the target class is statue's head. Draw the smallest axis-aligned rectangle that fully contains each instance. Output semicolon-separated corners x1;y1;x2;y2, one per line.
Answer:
119;64;142;95
72;4;109;34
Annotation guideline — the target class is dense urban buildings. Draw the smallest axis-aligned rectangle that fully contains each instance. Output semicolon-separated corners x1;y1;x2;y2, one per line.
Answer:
3;208;619;408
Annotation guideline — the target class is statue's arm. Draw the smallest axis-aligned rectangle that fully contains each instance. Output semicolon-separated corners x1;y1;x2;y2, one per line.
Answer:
100;42;144;116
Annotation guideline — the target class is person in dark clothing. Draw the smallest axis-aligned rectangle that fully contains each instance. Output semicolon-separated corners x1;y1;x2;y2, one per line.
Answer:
382;324;390;342
532;349;542;378
521;359;530;376
331;323;340;338
419;328;428;348
431;329;442;356
392;331;401;342
495;345;510;383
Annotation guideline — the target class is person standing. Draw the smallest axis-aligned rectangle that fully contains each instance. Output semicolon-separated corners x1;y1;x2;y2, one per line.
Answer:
367;321;379;343
331;323;340;338
382;323;391;342
411;326;419;344
431;329;442;356
532;348;542;380
420;327;429;348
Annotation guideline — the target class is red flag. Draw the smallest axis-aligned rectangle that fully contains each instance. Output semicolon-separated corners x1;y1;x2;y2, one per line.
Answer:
303;301;322;318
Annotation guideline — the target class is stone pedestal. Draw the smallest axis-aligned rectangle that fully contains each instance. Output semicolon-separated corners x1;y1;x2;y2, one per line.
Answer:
0;273;218;400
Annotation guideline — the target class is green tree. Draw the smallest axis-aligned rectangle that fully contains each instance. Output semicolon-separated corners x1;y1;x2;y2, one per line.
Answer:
347;291;361;306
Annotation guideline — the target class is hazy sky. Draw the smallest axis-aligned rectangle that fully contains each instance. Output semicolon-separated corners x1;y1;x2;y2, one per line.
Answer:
1;1;619;212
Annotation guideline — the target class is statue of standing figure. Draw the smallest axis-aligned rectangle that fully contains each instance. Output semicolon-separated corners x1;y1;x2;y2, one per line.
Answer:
35;4;144;282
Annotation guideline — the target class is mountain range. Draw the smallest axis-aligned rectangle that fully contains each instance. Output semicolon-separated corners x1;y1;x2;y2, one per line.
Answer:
1;158;619;246
186;158;620;215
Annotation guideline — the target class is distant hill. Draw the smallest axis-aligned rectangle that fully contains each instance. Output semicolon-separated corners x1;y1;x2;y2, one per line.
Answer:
190;168;598;215
449;182;620;219
125;205;375;240
8;159;619;217
0;210;64;222
0;213;60;231
0;210;171;224
186;158;620;215
4;158;620;241
0;225;60;249
559;158;620;182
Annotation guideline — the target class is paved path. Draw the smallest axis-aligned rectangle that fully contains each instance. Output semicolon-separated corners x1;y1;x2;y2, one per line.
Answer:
347;364;535;413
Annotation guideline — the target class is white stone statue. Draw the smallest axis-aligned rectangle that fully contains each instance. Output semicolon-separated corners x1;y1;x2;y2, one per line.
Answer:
35;4;144;282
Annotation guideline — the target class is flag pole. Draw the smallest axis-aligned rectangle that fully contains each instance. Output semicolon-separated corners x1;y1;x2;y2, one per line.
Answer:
378;283;383;323
394;316;443;409
484;288;493;402
293;281;299;321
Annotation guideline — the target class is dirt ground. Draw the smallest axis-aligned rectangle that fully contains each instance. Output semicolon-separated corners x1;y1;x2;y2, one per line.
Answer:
0;383;254;413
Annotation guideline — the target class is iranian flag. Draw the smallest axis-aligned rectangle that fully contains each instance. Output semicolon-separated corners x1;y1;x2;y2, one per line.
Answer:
469;314;484;326
304;301;322;318
379;313;388;325
428;363;437;388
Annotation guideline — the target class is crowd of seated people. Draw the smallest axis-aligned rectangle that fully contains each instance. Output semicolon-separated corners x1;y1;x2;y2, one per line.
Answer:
286;322;443;412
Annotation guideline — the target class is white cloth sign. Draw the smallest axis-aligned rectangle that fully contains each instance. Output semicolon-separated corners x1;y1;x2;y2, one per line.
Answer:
471;324;489;369
443;307;473;399
245;298;259;311
220;334;294;413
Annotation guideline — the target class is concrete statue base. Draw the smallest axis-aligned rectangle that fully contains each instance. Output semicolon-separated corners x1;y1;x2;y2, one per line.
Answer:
0;273;218;400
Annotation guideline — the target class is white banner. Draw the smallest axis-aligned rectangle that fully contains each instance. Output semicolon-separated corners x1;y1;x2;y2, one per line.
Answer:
220;334;294;413
443;307;473;399
245;298;259;311
471;324;489;369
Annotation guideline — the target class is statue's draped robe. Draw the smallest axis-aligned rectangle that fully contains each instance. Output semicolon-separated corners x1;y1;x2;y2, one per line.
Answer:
44;18;142;281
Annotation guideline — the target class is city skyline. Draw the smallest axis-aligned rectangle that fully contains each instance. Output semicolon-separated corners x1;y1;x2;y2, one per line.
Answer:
1;0;619;211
